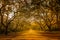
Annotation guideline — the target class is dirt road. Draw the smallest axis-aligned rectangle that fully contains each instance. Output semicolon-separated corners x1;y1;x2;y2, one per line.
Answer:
0;29;60;40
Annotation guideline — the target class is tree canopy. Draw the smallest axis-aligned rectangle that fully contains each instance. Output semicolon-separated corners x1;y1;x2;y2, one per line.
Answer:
0;0;60;35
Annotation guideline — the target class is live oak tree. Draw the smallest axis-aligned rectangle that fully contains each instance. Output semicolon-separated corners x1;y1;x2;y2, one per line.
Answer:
0;0;60;35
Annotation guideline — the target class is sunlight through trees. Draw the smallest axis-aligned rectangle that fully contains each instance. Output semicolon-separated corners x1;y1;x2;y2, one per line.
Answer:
0;0;60;35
